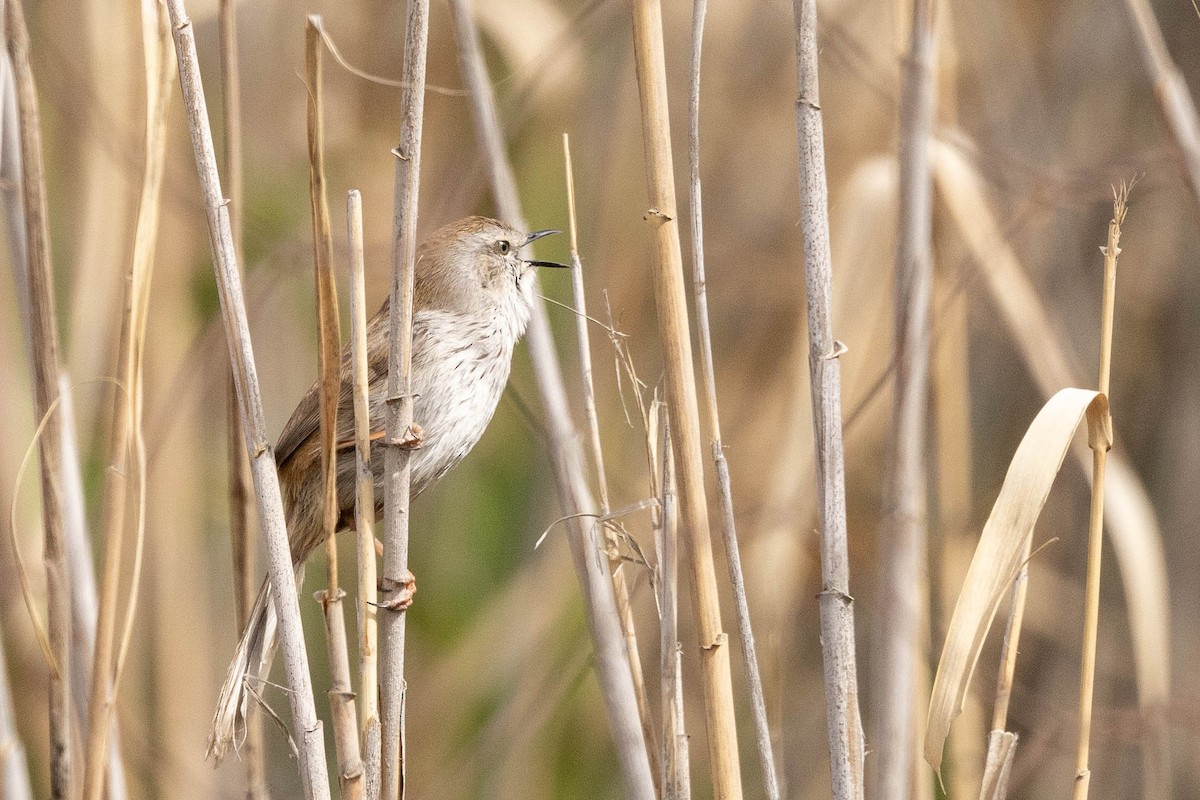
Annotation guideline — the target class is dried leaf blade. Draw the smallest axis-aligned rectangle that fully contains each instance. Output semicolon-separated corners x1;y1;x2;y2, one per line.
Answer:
925;387;1109;771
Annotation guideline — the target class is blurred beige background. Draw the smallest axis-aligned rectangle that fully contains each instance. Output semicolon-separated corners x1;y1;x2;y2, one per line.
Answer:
1;0;1198;798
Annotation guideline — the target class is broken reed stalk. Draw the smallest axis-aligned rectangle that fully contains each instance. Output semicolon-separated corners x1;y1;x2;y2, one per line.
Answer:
629;0;743;796
380;0;429;796
977;731;1017;800
446;2;656;796
82;3;171;797
685;0;779;795
656;413;691;800
165;2;332;796
1072;188;1124;800
876;0;936;797
562;133;659;787
348;189;382;800
305;17;363;798
977;559;1027;798
791;0;866;796
5;1;73;794
217;0;267;792
1123;0;1200;208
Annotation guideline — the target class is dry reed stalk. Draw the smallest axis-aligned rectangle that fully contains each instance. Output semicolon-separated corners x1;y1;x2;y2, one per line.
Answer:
1071;188;1124;800
446;2;656;796
5;1;73;794
320;584;363;796
561;133;659;787
305;17;364;798
876;1;936;797
630;1;744;796
81;0;172;780
0;619;32;800
684;0;779;795
655;412;691;800
791;0;866;797
82;3;171;796
1123;0;1200;207
165;2;332;795
933;142;1171;799
0;14;118;791
217;0;267;791
380;2;429;797
0;15;57;800
348;189;381;800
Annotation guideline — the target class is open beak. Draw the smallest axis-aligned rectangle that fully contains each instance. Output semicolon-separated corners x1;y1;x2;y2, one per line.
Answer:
522;229;569;269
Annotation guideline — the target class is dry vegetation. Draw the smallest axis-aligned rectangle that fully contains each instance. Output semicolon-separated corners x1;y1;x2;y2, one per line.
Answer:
1;0;1199;798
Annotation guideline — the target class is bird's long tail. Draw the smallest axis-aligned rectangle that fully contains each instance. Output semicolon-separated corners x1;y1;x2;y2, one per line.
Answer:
208;578;278;763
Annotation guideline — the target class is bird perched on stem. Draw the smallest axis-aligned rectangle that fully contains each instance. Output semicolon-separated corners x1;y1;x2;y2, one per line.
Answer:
209;216;566;761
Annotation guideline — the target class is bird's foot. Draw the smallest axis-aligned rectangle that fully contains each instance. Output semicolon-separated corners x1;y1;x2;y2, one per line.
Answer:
378;569;416;612
384;422;425;450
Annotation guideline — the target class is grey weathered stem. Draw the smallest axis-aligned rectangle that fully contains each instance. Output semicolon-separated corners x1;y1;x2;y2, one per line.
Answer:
217;0;267;791
0;619;32;800
790;0;866;797
1123;0;1200;208
349;189;381;800
562;132;659;786
657;416;690;800
875;1;935;798
5;1;72;794
447;2;657;797
306;18;362;799
686;0;779;795
630;0;744;796
165;3;332;796
380;1;428;797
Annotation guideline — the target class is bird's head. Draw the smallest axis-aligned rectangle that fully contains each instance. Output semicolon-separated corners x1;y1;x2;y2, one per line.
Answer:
415;216;567;325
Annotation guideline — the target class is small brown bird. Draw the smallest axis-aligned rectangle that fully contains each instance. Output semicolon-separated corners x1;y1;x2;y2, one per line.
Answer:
209;216;565;761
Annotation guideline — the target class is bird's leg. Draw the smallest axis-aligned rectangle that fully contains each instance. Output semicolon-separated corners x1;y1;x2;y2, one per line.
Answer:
378;570;416;612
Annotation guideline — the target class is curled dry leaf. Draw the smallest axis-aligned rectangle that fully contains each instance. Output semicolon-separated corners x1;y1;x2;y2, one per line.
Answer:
925;387;1109;773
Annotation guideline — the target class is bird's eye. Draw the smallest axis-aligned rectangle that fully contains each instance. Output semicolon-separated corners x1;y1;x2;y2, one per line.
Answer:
497;240;511;255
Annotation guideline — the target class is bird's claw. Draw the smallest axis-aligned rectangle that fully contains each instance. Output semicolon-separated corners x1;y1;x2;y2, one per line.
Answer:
378;569;416;612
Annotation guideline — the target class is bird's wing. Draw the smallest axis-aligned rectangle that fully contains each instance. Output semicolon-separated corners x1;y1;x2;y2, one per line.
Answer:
275;297;395;468
274;376;321;468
